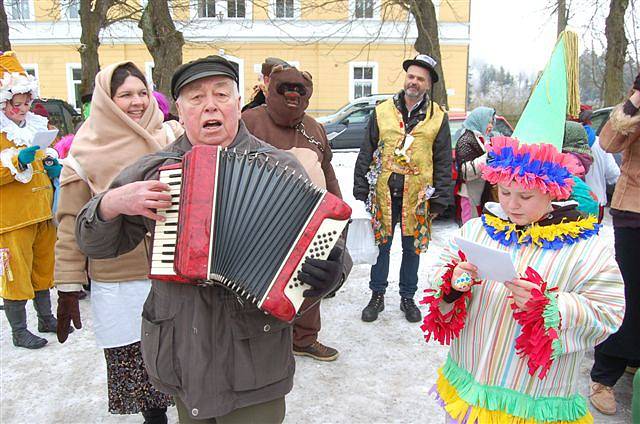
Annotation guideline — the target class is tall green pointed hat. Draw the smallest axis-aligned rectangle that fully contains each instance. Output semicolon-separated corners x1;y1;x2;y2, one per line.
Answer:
512;30;580;149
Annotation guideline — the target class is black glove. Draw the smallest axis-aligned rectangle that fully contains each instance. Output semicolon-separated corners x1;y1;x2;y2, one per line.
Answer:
633;71;640;91
57;291;83;343
299;245;344;298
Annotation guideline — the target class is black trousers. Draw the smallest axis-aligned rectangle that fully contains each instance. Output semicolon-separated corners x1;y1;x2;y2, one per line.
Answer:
591;226;640;387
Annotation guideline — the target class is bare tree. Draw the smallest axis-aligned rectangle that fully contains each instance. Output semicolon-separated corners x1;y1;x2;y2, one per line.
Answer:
557;0;568;35
0;1;10;52
390;0;448;107
139;0;184;98
603;0;630;105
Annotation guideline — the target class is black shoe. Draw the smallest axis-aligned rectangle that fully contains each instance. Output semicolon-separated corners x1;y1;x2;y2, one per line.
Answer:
142;407;168;424
400;297;422;323
361;291;384;322
4;300;48;349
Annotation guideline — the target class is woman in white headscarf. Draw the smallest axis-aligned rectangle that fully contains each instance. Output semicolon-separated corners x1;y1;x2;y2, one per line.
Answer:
54;62;181;423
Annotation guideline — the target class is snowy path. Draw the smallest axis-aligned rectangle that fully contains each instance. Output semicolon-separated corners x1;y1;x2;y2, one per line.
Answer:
0;214;633;423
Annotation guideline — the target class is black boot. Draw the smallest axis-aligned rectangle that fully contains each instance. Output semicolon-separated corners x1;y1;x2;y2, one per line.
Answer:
33;289;61;333
400;297;422;323
4;299;48;349
361;291;385;322
142;407;168;424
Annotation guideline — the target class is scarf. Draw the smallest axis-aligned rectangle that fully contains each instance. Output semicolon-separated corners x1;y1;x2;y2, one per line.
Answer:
69;61;169;193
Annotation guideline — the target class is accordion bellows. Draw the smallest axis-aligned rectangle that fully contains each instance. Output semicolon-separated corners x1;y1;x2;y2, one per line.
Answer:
150;145;352;322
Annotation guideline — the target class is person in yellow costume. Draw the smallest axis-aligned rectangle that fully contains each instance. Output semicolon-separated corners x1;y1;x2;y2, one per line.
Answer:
0;51;65;349
353;54;453;323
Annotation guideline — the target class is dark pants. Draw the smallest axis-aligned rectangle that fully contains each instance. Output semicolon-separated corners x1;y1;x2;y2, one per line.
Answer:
293;299;320;349
369;196;419;299
591;226;640;386
175;396;285;423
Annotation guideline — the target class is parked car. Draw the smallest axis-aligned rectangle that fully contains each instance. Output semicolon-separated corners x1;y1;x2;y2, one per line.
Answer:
316;94;393;125
31;98;83;137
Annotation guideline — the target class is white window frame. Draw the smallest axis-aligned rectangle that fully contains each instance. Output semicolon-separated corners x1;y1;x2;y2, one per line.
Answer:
349;61;378;102
145;61;155;88
251;60;300;76
218;51;244;105
269;0;300;20
191;0;251;20
349;0;380;20
66;63;82;111
4;0;35;21
65;0;80;20
22;63;39;91
219;0;251;19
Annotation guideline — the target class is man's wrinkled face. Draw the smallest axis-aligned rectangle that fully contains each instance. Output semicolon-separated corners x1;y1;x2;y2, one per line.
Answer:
175;76;241;147
403;65;431;100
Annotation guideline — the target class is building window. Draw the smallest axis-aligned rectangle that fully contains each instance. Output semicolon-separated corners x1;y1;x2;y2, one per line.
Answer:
145;62;155;88
226;0;245;18
66;64;83;111
354;0;374;18
5;0;33;20
349;62;378;101
197;0;216;18
275;0;294;18
67;0;80;19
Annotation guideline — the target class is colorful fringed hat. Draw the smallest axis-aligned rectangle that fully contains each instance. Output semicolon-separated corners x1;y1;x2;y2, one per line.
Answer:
482;136;581;200
0;51;39;107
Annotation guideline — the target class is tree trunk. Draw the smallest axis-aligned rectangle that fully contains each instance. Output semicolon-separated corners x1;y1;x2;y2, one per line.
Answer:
78;0;113;97
139;0;184;99
557;0;568;36
408;0;448;108
603;0;630;106
0;0;11;52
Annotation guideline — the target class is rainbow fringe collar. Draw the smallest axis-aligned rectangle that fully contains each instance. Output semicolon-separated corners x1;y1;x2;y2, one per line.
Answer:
432;357;593;424
481;213;600;250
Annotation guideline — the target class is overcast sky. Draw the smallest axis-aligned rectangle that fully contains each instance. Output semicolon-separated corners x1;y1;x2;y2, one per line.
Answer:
468;0;637;76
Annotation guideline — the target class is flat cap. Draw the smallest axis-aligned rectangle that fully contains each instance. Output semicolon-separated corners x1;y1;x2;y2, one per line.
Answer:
261;57;291;77
171;55;239;99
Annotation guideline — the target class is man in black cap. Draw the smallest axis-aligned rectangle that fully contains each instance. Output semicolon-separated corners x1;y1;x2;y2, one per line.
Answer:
71;55;345;423
242;57;291;112
353;54;452;324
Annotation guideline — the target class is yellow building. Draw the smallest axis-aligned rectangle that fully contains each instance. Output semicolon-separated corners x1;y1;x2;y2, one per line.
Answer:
6;0;470;115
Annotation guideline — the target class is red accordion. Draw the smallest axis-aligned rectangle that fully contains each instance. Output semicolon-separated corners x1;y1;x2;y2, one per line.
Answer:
149;145;351;322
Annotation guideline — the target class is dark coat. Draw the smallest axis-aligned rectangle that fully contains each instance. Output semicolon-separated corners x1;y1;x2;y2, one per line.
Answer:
75;122;306;420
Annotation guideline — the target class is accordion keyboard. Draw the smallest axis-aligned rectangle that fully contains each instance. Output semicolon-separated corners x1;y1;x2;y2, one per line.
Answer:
150;168;183;277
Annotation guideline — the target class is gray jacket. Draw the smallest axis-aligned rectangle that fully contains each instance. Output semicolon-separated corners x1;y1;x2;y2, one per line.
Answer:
75;122;308;420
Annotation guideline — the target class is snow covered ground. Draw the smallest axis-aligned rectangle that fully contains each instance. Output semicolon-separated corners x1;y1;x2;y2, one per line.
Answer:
0;210;633;423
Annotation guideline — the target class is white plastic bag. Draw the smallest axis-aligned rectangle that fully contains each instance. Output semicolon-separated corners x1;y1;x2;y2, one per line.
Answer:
346;218;379;265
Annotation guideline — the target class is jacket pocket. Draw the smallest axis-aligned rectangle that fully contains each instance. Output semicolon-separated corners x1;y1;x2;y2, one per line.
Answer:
230;310;293;391
141;315;181;389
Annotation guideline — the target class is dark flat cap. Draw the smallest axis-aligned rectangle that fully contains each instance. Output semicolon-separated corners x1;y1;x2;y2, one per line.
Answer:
171;55;239;99
402;54;439;84
261;57;291;77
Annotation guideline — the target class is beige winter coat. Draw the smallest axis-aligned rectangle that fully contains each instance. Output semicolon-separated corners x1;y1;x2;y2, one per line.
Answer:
599;102;640;214
54;165;151;289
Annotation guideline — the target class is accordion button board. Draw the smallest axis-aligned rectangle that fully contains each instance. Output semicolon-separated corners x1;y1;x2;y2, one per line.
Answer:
149;145;352;322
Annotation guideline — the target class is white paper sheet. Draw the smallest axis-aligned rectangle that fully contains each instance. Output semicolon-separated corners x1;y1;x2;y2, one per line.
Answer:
31;129;59;150
454;236;518;282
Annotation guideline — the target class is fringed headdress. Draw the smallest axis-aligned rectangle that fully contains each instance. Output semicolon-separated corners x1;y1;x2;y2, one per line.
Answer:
481;136;581;200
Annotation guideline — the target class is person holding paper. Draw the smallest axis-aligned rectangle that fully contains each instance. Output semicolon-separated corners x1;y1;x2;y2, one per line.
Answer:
421;136;625;423
0;51;62;349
